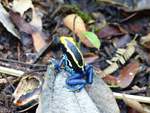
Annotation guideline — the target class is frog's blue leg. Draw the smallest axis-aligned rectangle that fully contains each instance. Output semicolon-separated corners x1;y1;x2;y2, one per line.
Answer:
85;64;93;84
54;54;67;71
66;73;86;85
66;73;86;91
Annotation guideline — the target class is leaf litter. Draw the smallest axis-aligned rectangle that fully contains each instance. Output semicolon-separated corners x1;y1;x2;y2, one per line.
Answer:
0;0;150;113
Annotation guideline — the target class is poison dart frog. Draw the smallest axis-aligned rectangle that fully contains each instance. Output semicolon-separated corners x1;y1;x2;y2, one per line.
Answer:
54;36;93;91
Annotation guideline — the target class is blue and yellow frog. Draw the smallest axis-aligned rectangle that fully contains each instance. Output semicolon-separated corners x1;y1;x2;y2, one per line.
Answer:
53;36;94;91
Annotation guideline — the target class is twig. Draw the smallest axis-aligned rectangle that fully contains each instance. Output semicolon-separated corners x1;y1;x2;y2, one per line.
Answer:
113;92;150;104
120;13;137;23
0;66;24;77
0;58;47;67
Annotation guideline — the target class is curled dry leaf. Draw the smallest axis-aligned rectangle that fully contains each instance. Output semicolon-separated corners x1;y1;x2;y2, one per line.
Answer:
0;3;20;38
11;0;42;31
140;33;150;49
30;7;43;31
12;0;33;16
63;14;86;37
13;74;43;107
10;11;46;53
63;14;94;48
117;61;141;88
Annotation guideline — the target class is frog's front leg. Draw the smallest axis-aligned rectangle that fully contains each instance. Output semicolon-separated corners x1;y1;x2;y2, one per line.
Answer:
84;64;93;84
53;54;67;71
66;73;86;91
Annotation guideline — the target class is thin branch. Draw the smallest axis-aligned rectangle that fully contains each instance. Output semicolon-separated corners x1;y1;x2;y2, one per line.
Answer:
113;92;150;104
0;66;24;77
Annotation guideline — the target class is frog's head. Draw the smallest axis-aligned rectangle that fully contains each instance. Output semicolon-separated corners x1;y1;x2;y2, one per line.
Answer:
60;36;85;70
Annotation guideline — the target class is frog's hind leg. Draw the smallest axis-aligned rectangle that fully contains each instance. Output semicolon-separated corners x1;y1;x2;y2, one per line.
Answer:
66;73;86;85
66;73;86;91
85;64;93;84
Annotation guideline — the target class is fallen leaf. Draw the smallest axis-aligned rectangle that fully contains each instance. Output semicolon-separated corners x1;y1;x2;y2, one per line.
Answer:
0;3;20;38
83;53;99;64
136;46;150;66
82;31;101;49
63;14;86;37
103;75;118;87
122;22;145;34
96;0;150;12
9;11;33;34
11;0;42;31
12;0;33;16
140;33;150;49
98;25;125;38
113;34;132;48
32;32;47;52
10;11;46;53
63;14;94;48
30;7;43;31
117;61;141;88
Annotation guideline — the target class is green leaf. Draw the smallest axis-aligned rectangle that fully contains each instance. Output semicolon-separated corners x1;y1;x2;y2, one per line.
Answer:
83;31;101;49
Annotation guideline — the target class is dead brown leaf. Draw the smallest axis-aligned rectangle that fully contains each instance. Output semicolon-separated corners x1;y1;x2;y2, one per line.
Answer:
103;75;118;86
140;33;150;49
12;0;33;16
0;3;20;38
83;53;99;64
11;0;42;31
117;61;141;88
32;32;47;52
10;11;46;53
63;14;94;47
98;24;126;38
